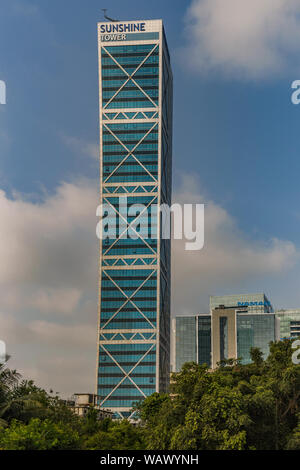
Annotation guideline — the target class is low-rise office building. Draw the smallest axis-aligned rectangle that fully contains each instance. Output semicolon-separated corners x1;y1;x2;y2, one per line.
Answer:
173;314;211;372
210;293;273;313
173;293;275;372
211;306;275;368
275;309;300;340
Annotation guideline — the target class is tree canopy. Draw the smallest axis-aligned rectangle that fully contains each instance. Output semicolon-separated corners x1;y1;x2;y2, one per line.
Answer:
136;340;300;450
0;340;300;450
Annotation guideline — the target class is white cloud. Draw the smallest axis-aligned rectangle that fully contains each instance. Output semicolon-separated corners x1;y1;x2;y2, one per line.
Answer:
30;288;82;315
0;287;82;315
0;312;96;396
0;175;298;396
61;134;99;160
0;180;98;396
172;174;298;315
181;0;300;79
0;180;97;286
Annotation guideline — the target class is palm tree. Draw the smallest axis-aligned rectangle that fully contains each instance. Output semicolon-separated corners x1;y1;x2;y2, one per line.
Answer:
0;364;46;426
0;362;20;426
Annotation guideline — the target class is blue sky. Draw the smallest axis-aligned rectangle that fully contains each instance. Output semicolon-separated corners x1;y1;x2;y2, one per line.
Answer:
0;1;296;221
1;0;299;241
1;0;300;394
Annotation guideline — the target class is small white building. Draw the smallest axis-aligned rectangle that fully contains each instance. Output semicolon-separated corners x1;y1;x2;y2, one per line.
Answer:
72;394;113;419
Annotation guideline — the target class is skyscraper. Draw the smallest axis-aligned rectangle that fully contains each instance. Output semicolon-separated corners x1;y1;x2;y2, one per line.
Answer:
96;20;173;419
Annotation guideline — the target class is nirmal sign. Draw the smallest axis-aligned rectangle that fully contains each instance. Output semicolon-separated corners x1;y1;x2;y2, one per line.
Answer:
237;301;272;308
0;340;7;364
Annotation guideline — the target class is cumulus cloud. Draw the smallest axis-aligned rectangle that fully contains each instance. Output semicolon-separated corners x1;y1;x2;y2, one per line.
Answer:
0;312;96;396
0;175;298;396
0;180;97;286
172;174;298;315
0;180;98;396
0;287;82;315
61;134;99;160
30;288;82;315
181;0;300;79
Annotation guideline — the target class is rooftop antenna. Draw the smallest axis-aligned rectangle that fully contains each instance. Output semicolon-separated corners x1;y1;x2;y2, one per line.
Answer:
102;9;119;22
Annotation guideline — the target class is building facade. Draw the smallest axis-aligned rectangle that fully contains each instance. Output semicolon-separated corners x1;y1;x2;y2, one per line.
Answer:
211;307;275;368
210;293;275;368
72;394;113;420
173;316;197;373
173;293;275;372
210;293;273;313
198;315;212;367
173;315;211;372
96;20;173;419
276;309;300;340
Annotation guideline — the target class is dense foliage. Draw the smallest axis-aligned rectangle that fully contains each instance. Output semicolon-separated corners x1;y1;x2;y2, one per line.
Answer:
0;364;145;450
137;340;300;450
0;340;300;450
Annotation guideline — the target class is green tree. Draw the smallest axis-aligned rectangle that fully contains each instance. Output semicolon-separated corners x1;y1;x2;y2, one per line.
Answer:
286;414;300;449
83;419;145;450
0;418;80;450
2;341;300;451
138;341;300;450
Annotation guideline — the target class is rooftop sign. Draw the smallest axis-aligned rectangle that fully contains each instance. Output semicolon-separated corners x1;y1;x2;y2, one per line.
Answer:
237;301;272;307
100;23;146;33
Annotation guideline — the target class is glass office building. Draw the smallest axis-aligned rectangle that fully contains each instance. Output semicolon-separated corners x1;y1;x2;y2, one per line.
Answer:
210;293;273;313
236;313;275;364
174;316;197;372
210;294;275;366
276;310;300;340
211;308;275;368
96;20;173;419
198;315;212;367
174;294;275;371
173;315;211;371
